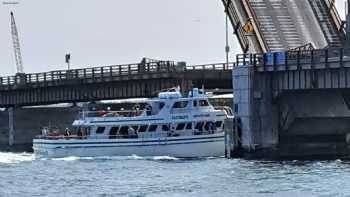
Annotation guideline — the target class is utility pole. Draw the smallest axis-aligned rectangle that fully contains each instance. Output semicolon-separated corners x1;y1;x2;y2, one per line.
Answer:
225;0;231;70
10;11;24;73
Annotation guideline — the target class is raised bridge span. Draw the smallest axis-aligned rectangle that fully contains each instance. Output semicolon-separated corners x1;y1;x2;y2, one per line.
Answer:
223;0;345;53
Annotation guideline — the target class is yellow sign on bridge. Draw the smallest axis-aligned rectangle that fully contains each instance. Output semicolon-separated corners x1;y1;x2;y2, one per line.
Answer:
243;20;253;33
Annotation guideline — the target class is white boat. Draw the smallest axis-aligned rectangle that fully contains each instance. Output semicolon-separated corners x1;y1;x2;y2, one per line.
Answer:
33;87;233;158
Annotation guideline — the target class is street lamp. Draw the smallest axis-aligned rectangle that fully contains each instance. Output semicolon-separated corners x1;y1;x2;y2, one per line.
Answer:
65;53;71;70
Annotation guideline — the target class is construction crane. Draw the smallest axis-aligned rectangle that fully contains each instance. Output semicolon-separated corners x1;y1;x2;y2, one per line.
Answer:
10;11;24;73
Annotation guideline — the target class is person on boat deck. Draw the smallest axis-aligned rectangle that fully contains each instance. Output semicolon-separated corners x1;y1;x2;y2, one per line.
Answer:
81;128;88;139
77;128;83;139
41;127;48;136
132;104;140;116
145;105;152;116
64;128;71;137
128;127;137;138
50;128;60;138
103;107;114;117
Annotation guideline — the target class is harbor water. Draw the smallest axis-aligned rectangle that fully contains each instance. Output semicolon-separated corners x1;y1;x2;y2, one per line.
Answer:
1;153;350;196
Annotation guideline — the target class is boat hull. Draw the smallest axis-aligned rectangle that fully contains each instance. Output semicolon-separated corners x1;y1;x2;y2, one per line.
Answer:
33;133;225;158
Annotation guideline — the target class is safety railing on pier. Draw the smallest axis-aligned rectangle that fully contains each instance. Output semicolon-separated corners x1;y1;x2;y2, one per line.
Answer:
0;61;233;88
235;48;350;71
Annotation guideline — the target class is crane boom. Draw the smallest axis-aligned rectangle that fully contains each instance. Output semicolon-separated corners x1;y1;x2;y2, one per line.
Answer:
10;11;24;73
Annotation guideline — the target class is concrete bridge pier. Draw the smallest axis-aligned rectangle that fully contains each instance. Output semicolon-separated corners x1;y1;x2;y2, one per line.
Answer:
8;107;14;146
232;49;350;158
232;65;279;157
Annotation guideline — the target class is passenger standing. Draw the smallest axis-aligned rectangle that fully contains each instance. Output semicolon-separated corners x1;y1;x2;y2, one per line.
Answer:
64;128;71;139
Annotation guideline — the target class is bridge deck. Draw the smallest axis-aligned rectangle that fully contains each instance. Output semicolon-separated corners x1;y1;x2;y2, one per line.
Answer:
0;62;233;107
223;0;344;53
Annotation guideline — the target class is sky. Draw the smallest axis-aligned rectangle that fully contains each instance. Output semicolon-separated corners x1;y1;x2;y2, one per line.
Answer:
0;0;346;76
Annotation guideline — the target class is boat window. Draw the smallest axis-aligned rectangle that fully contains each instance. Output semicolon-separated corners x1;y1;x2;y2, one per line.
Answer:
205;122;215;131
193;100;197;107
159;102;165;110
176;123;185;130
119;126;129;136
186;122;192;130
109;127;119;139
132;126;139;132
195;122;204;131
199;100;209;107
172;101;188;109
162;124;170;131
138;125;148;133
96;127;105;134
215;121;223;128
148;125;158;132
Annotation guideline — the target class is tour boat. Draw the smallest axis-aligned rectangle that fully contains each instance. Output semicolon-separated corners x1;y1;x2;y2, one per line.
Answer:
33;87;233;158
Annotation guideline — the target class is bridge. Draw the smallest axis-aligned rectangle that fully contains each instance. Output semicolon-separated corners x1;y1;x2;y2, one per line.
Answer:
225;0;350;158
1;0;349;155
0;60;233;107
223;0;344;53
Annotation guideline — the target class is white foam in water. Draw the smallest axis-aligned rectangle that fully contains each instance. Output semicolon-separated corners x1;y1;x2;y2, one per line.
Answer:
152;156;179;161
128;154;144;160
92;154;179;161
0;152;34;164
37;154;181;162
52;156;83;161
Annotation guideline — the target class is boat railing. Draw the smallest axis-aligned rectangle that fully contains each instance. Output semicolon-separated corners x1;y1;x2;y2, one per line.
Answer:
36;129;222;140
214;106;233;116
35;134;137;140
80;110;153;118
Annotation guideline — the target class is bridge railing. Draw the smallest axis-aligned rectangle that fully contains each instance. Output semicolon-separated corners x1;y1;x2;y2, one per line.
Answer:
0;61;233;88
323;0;345;36
0;61;177;87
236;48;350;71
185;62;235;70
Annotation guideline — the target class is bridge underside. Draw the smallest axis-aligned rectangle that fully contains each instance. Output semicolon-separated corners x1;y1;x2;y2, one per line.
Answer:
277;90;350;157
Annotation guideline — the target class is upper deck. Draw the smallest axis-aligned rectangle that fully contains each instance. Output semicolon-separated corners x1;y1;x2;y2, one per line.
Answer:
73;88;232;127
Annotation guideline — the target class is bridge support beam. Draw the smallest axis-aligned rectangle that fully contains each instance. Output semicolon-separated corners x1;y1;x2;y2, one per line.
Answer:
8;107;14;146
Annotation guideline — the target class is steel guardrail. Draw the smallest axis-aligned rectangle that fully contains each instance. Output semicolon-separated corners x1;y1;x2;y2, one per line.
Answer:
235;48;350;71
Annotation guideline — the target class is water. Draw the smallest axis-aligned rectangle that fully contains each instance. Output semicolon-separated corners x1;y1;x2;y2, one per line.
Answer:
1;153;350;197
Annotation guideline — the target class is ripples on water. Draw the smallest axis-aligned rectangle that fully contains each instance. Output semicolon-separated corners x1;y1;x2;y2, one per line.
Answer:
1;152;350;197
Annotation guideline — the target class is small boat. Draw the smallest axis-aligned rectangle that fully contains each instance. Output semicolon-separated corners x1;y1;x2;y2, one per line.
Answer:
33;87;233;158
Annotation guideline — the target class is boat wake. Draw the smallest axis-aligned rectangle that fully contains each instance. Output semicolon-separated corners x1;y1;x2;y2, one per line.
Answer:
0;152;34;164
0;152;218;164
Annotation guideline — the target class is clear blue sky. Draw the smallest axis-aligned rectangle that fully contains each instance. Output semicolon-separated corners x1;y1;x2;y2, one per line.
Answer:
0;0;346;76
